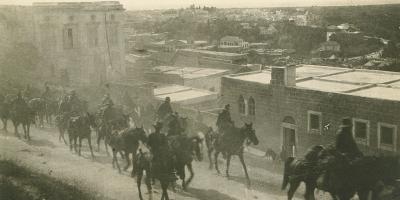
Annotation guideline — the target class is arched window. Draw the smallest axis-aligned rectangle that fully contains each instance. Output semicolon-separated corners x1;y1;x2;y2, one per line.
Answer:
248;97;255;116
238;95;245;114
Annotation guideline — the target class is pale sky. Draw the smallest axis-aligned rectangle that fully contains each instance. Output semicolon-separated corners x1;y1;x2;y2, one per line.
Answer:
1;0;400;10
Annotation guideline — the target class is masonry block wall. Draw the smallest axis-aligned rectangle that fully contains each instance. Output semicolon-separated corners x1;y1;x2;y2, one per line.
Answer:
221;76;400;157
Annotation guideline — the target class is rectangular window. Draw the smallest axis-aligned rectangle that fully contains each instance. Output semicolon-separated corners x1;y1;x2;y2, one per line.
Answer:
352;118;369;145
63;27;74;49
308;111;321;134
378;123;397;152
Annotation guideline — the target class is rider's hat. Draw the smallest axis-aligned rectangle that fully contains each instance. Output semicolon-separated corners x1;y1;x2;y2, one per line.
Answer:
153;122;163;129
340;117;352;128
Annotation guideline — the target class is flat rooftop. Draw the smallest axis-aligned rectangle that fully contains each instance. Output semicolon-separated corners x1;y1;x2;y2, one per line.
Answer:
179;49;246;57
226;64;400;102
153;66;229;79
154;85;217;105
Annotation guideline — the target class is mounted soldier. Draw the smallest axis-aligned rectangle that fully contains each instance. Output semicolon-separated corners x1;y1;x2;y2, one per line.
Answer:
41;85;52;101
157;97;173;122
167;112;184;137
22;84;32;100
335;117;363;159
67;90;81;115
216;104;233;134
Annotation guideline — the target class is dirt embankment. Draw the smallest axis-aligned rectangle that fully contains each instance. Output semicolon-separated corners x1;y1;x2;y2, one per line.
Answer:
0;159;105;200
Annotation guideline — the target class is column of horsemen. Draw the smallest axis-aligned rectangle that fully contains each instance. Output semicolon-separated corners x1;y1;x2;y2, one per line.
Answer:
0;85;399;200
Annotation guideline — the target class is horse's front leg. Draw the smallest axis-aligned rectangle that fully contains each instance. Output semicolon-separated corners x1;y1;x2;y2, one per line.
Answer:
214;151;221;174
226;154;231;178
185;162;194;190
123;151;131;171
239;153;251;188
78;137;82;156
26;124;31;141
88;136;95;159
207;147;213;169
288;180;301;200
13;121;19;137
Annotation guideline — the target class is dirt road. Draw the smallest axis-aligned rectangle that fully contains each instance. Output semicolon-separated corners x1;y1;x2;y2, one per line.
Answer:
0;126;321;200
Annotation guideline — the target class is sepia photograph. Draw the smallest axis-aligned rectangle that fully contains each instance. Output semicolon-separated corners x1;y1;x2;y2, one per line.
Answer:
1;0;400;199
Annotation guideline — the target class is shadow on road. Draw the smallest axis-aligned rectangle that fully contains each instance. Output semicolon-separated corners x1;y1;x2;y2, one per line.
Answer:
27;139;57;148
181;188;240;200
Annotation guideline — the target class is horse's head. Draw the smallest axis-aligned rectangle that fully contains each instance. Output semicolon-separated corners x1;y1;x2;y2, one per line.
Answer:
243;123;259;145
134;126;148;144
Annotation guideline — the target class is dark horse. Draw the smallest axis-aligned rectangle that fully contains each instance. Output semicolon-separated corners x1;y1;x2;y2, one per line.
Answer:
28;98;46;128
168;134;204;190
108;126;148;173
10;97;35;140
96;105;129;153
0;95;12;131
281;145;325;200
135;142;153;200
148;123;176;200
283;146;400;200
213;123;259;187
67;112;96;158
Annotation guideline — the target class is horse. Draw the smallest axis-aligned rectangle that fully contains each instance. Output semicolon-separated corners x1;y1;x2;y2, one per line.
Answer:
316;154;400;200
108;126;148;173
0;97;11;132
95;105;129;152
10;97;35;140
28;98;46;128
168;134;204;190
281;145;326;200
135;141;153;200
67;112;96;158
148;125;176;200
45;99;58;125
55;112;70;145
213;123;259;187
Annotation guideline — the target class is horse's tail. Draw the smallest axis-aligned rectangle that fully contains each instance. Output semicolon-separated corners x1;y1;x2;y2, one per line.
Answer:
282;156;295;190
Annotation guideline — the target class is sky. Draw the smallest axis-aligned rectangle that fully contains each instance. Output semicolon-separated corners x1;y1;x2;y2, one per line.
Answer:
1;0;400;10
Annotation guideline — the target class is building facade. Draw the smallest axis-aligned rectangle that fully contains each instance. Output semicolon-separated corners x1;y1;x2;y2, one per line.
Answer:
32;1;126;86
221;65;400;158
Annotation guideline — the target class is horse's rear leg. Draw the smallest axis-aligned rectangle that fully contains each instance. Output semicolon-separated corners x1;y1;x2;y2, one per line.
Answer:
104;138;110;156
214;151;221;174
226;154;231;178
26;124;31;141
88;137;95;159
288;180;301;200
161;181;169;200
78;138;82;156
137;173;144;200
239;154;251;188
2;119;8;132
68;133;73;151
96;134;102;152
112;149;121;173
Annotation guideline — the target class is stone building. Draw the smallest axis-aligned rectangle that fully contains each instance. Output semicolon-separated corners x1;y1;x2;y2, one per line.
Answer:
32;1;126;86
221;64;400;157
